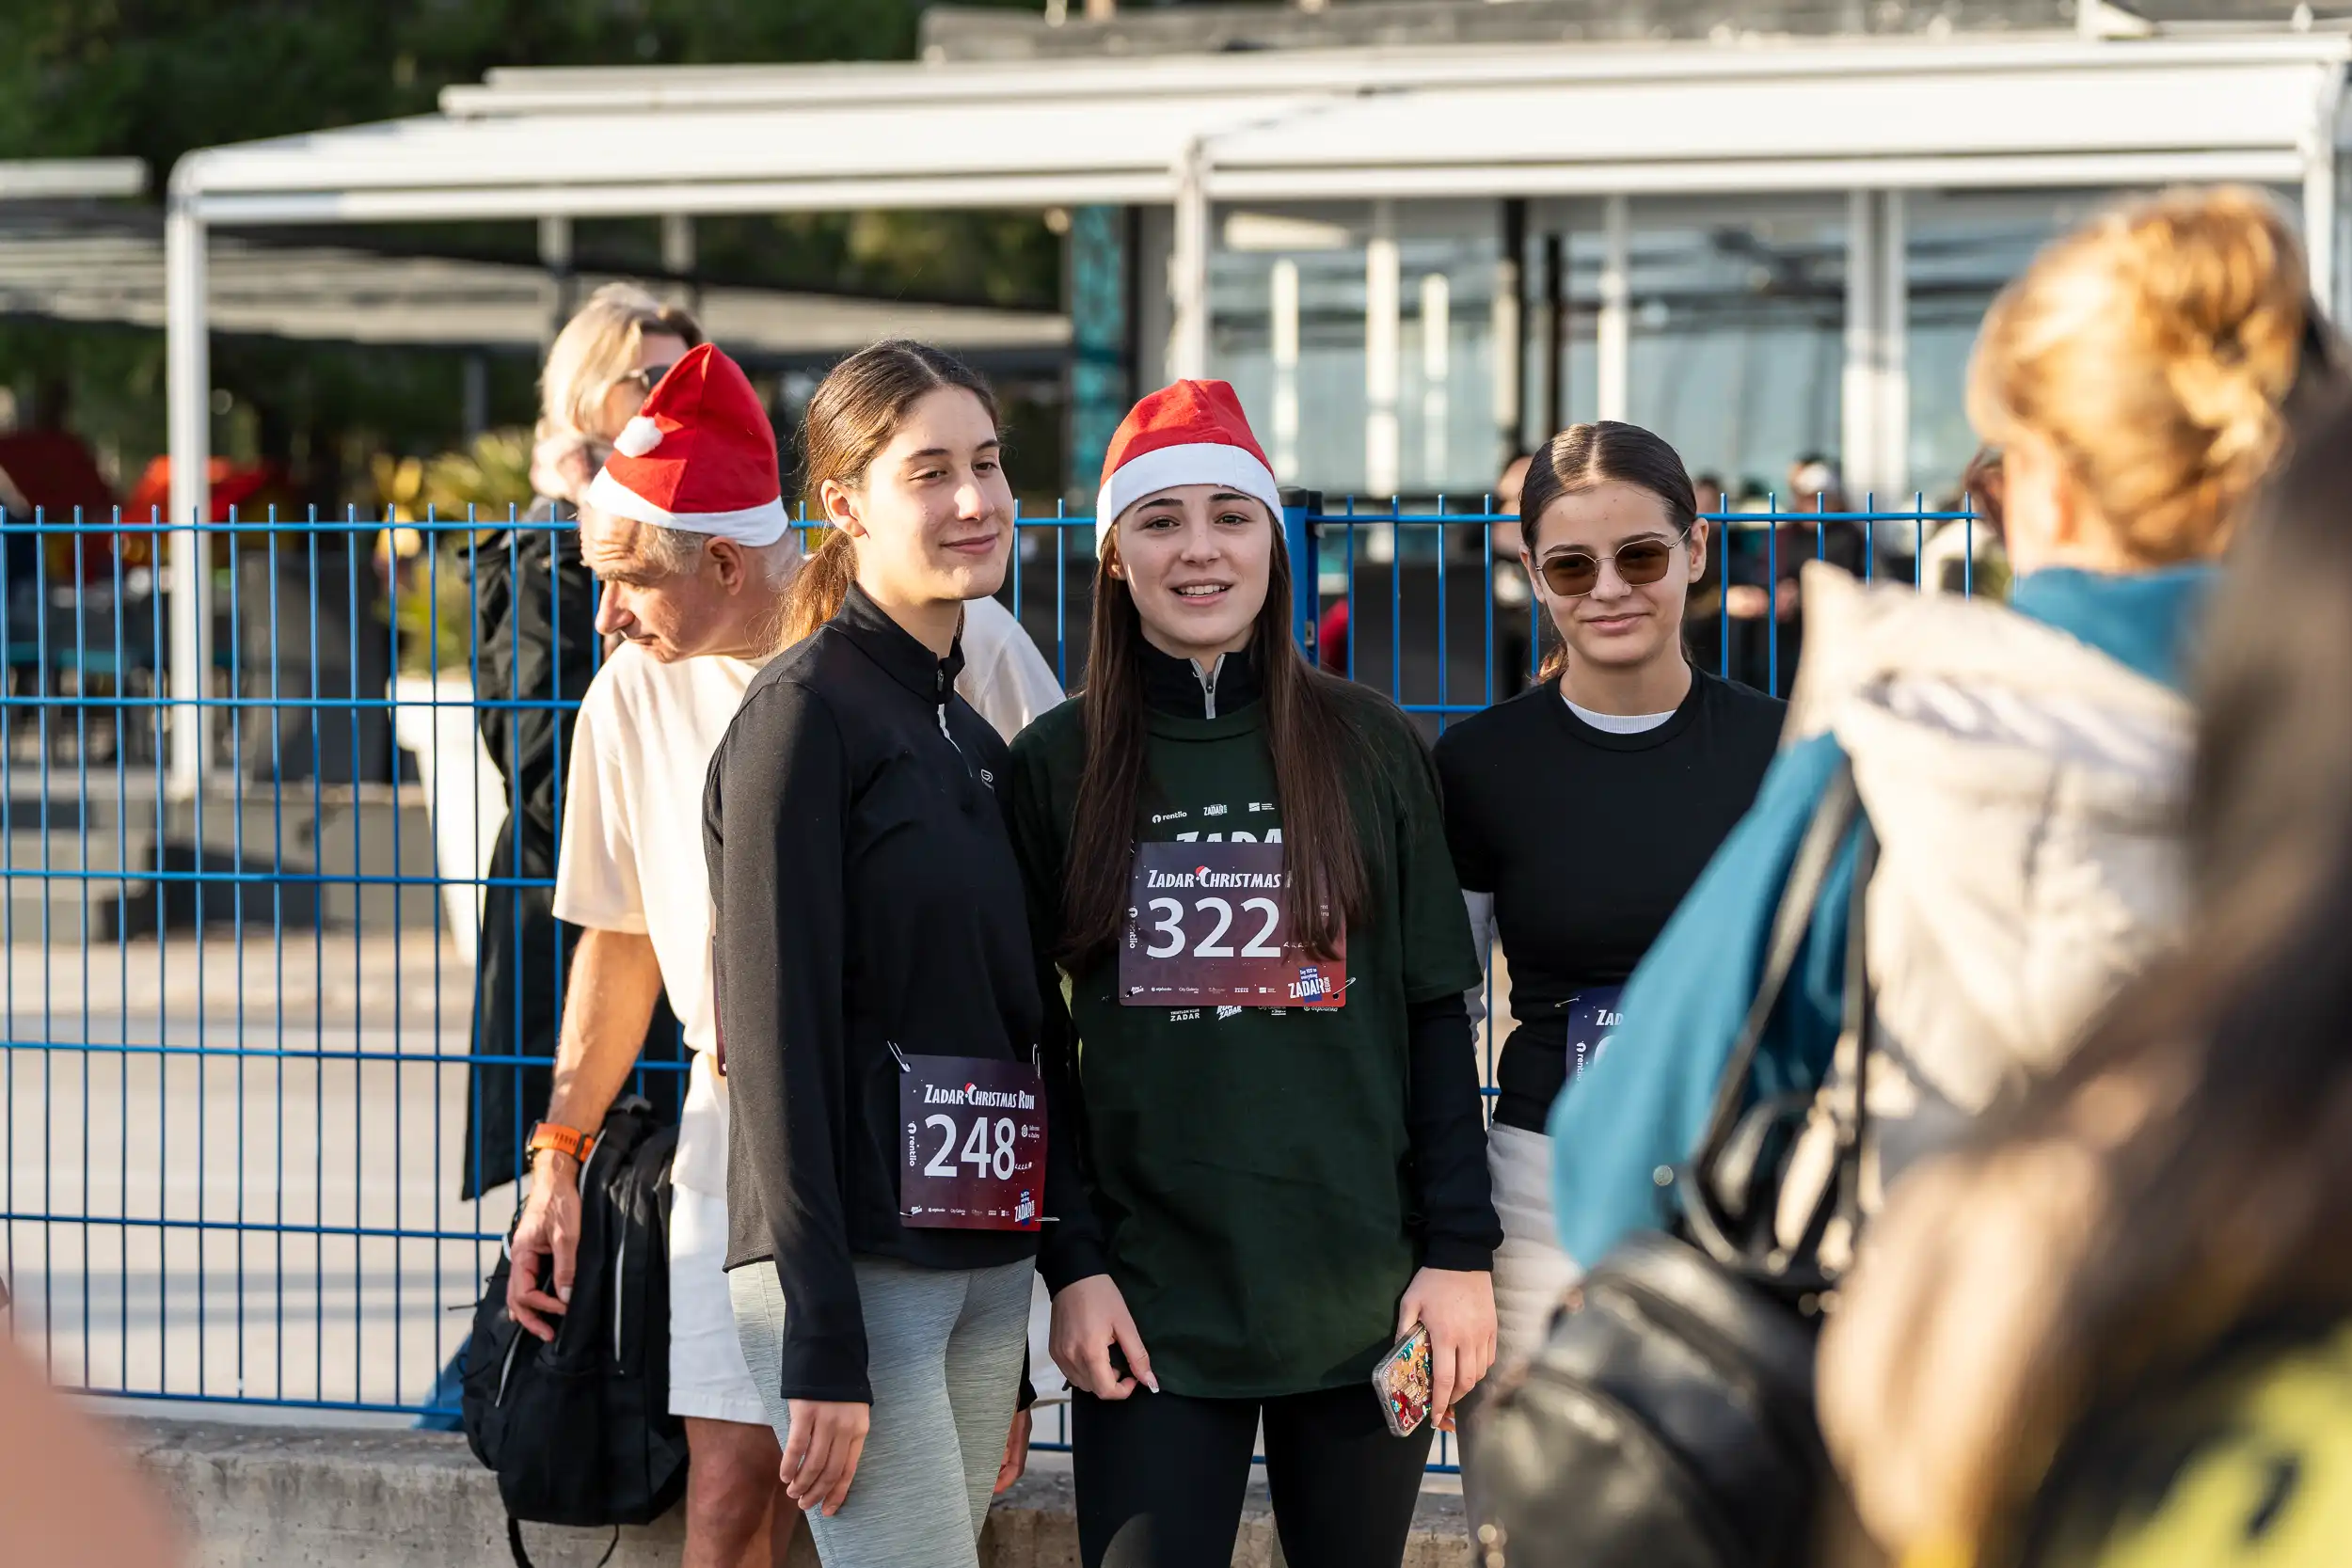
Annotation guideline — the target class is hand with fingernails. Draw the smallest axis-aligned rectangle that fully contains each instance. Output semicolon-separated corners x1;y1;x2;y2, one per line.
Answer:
1050;1275;1159;1400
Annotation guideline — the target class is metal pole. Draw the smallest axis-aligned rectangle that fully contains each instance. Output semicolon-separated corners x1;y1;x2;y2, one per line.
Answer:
1494;198;1526;467
1271;258;1300;480
537;214;574;347
1842;189;1879;497
1596;194;1629;423
1421;270;1451;484
165;188;213;797
660;212;698;311
1168;138;1211;382
2305;129;2337;313
1541;230;1564;436
1365;198;1401;495
1878;189;1909;500
461;355;488;440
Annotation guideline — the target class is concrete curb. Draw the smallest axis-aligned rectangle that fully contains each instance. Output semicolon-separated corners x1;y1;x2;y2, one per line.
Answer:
123;1419;1470;1567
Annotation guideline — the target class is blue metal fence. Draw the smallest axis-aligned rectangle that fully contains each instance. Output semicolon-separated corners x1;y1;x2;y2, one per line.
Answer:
0;497;1981;1452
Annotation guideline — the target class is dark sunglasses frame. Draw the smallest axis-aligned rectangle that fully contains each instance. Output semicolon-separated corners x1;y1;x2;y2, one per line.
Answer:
616;361;681;395
1534;527;1694;598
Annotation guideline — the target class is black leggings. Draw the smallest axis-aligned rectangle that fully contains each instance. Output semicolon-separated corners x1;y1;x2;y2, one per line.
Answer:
1072;1383;1436;1568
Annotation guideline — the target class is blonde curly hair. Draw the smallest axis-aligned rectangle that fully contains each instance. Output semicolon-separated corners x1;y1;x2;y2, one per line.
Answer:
1967;185;2312;565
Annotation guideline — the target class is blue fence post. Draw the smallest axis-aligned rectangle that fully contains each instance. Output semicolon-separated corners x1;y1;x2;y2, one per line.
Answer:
1279;488;1323;661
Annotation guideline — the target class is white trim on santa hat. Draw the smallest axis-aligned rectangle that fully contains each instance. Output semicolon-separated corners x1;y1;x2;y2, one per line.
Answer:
586;466;794;547
1096;441;1283;548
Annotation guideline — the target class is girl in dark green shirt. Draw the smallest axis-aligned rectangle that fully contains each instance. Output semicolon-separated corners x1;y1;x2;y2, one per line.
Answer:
1005;380;1499;1568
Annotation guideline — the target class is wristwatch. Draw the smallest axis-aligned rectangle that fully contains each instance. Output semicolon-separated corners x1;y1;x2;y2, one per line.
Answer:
527;1120;596;1166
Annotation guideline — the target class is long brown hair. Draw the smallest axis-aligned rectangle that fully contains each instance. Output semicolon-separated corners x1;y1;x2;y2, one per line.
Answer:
1518;420;1700;681
1057;516;1368;971
781;340;1000;646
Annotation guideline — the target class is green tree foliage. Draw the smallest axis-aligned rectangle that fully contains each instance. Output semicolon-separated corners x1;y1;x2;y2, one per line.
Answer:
0;1;1061;505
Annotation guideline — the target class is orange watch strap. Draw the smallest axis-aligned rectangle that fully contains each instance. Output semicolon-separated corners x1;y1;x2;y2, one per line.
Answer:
528;1121;596;1164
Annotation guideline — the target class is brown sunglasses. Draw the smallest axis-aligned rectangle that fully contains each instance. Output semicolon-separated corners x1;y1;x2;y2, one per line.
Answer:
1534;530;1691;598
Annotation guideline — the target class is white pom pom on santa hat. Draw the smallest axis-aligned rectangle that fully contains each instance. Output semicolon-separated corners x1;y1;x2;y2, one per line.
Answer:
612;414;663;459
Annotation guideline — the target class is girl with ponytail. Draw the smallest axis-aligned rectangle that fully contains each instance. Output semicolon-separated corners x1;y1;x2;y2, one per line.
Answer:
706;340;1051;1567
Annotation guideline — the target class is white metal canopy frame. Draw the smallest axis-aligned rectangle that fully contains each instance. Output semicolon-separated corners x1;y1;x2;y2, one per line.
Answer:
162;30;2352;787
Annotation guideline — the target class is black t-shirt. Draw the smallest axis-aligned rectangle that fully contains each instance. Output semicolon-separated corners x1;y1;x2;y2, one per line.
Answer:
1433;669;1786;1132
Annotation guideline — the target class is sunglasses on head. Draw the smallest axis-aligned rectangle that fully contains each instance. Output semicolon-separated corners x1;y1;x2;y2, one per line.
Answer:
1534;530;1690;598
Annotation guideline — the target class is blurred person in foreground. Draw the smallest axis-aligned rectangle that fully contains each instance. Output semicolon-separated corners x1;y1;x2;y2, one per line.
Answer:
1549;186;2338;1291
466;282;703;1199
0;1342;180;1568
1820;391;2352;1567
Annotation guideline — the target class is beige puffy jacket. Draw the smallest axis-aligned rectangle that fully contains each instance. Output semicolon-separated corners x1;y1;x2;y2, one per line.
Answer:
1781;564;2193;1206
1784;564;2197;1557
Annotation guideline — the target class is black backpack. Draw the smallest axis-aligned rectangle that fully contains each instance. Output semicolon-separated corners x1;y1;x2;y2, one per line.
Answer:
462;1096;690;1566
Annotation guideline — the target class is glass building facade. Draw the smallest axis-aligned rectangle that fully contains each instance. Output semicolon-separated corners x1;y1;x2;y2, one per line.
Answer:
1145;183;2308;508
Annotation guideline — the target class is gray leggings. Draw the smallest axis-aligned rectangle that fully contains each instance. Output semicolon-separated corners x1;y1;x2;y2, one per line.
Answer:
730;1255;1034;1568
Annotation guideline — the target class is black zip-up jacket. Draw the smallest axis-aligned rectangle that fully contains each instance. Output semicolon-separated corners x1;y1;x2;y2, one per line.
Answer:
704;583;1042;1404
1038;642;1497;1289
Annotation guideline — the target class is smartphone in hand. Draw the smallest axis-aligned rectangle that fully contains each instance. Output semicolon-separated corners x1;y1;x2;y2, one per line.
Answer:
1372;1323;1433;1437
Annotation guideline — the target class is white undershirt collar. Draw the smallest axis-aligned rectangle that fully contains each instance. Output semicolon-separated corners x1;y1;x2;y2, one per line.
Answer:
1562;692;1677;735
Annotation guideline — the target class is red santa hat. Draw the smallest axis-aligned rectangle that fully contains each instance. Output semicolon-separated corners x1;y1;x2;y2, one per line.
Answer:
585;342;789;546
1096;380;1282;549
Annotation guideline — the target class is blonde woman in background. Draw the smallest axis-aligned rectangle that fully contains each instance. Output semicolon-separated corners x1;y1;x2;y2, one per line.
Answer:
1818;192;2345;1567
465;282;702;1202
1550;185;2331;1363
529;281;707;511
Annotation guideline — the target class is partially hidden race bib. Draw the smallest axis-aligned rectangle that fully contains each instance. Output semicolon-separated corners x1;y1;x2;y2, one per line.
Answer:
1563;986;1625;1083
897;1053;1046;1231
1120;841;1346;1009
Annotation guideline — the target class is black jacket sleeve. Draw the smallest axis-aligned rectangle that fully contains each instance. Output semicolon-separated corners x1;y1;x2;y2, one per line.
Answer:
476;525;597;842
1406;992;1502;1272
1035;960;1112;1292
1000;731;1112;1295
707;677;870;1402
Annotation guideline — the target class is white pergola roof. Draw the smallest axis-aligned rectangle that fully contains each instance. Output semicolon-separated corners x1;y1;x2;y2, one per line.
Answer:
155;30;2352;792
171;34;2352;220
0;217;1066;357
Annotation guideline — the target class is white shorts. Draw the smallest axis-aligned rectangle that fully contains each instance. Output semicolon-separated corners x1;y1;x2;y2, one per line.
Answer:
668;1180;770;1426
1489;1122;1584;1370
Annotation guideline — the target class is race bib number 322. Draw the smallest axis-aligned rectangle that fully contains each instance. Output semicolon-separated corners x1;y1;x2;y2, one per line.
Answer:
1119;841;1346;1008
898;1054;1045;1231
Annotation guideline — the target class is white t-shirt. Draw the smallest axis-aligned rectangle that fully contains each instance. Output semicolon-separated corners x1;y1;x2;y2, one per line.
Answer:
959;593;1064;741
550;594;1062;1194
